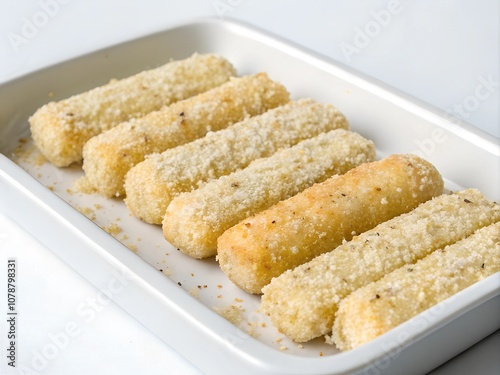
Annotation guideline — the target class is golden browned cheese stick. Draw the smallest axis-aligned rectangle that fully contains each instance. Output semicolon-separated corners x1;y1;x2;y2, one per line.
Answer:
29;53;236;167
81;73;290;197
260;189;500;342
332;221;500;351
218;154;444;295
124;99;349;224
163;129;376;259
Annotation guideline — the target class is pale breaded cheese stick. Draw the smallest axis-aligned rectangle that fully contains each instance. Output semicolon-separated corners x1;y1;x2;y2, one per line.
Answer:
29;53;236;167
124;99;349;224
163;129;375;259
260;189;500;342
218;154;444;295
332;221;500;351
82;73;290;197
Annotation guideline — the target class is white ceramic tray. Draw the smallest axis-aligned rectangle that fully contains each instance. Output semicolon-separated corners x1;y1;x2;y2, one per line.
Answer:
0;18;499;375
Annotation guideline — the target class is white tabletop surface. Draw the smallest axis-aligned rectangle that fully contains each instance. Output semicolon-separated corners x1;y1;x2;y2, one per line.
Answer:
0;1;499;374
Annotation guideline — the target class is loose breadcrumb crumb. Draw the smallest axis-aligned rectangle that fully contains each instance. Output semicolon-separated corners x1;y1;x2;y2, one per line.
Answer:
162;268;172;276
213;304;244;325
103;223;122;236
246;321;261;338
76;206;96;220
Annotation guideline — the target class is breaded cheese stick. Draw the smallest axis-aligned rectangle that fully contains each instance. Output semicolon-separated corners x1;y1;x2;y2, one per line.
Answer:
124;99;349;224
163;129;375;259
29;53;236;167
82;73;290;197
332;221;500;351
218;154;444;294
260;189;500;342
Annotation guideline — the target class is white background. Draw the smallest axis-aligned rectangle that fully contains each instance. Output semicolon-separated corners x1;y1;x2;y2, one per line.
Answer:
0;1;499;374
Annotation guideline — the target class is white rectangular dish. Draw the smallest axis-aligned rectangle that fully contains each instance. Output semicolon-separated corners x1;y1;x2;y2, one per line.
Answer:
0;18;499;375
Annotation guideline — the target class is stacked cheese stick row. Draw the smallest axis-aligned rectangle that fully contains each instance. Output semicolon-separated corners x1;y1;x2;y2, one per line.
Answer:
29;50;383;268
218;154;444;294
260;188;500;345
124;99;349;224
29;51;499;354
332;221;500;351
82;73;290;197
162;129;376;259
29;53;237;167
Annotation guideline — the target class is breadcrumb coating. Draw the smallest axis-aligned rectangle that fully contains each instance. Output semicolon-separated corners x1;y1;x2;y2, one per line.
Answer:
82;73;290;197
124;99;349;224
260;189;500;342
163;129;375;259
29;53;236;167
333;221;500;351
219;154;444;295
